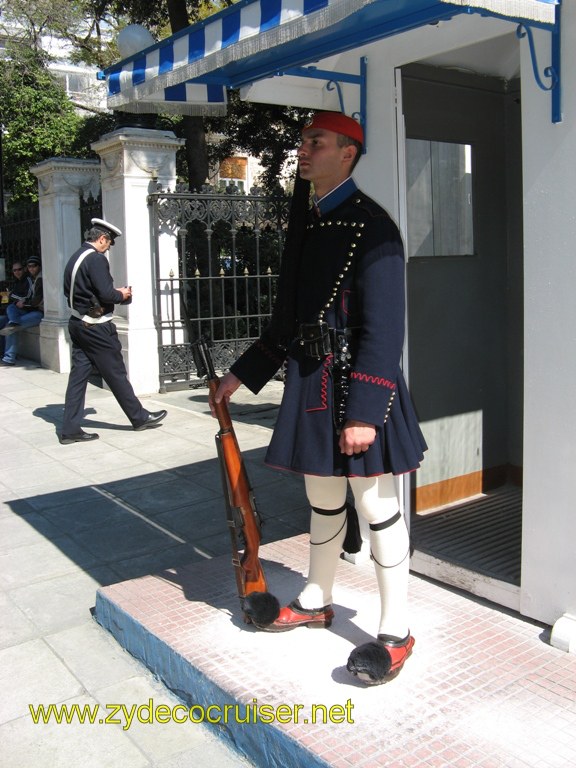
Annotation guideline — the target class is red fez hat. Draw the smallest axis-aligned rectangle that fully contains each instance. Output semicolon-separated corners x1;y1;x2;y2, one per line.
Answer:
303;112;364;145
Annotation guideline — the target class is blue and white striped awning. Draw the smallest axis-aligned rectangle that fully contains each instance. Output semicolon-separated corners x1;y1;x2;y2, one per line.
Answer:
101;0;559;116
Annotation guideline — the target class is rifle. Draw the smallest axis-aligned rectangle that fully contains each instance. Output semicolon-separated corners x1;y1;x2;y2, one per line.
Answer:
191;338;279;626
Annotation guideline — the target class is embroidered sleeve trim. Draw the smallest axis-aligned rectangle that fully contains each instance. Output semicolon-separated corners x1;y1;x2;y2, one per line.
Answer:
351;371;396;391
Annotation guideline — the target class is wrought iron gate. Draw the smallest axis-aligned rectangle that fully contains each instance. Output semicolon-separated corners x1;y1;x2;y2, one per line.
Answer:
148;184;291;391
0;202;41;266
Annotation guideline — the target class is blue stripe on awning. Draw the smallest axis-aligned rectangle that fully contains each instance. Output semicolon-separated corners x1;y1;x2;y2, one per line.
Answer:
108;69;121;96
207;83;227;103
304;0;330;12
222;10;241;47
261;0;282;32
159;44;174;75
189;28;205;63
132;55;146;86
164;83;187;101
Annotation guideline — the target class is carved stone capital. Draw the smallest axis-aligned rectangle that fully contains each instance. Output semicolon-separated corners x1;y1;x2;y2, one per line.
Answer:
31;158;101;200
92;127;184;183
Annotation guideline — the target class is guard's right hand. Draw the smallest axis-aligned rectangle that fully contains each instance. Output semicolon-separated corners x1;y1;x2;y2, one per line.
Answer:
210;372;242;417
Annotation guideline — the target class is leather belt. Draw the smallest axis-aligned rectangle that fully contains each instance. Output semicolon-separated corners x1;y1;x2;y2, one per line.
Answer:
297;323;357;360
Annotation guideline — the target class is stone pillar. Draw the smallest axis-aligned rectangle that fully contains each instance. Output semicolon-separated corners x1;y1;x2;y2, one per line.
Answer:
31;158;101;372
91;128;184;395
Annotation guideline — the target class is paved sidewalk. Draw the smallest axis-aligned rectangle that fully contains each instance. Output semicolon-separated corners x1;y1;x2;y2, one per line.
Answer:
0;358;299;768
2;359;576;768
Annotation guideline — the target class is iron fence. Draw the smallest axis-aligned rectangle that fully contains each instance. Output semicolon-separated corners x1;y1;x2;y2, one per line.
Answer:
0;195;101;282
80;194;103;237
0;202;41;270
149;185;292;391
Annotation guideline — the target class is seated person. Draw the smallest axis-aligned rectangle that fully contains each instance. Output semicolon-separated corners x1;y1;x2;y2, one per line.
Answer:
0;261;33;355
1;257;43;365
0;260;32;326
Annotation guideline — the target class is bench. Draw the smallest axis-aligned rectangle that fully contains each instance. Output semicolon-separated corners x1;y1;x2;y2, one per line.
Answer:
16;324;42;364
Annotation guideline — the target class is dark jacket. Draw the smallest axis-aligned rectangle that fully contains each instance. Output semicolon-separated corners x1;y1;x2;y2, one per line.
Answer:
10;273;33;304
231;180;426;477
63;243;124;317
26;272;44;313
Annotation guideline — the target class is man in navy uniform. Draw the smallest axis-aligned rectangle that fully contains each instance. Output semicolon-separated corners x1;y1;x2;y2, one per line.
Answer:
213;112;426;685
60;218;166;444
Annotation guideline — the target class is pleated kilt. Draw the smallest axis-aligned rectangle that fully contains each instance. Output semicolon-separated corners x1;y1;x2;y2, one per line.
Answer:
265;350;427;478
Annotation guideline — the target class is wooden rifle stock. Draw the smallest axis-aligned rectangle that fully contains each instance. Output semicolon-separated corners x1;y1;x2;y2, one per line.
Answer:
191;340;268;617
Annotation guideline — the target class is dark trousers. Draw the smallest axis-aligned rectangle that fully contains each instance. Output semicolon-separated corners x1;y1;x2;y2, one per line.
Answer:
62;319;148;435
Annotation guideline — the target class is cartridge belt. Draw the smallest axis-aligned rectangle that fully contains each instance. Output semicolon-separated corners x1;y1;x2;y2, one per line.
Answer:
297;322;357;360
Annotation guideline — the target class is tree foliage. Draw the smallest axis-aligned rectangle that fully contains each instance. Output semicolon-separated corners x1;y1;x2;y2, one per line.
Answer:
0;43;83;204
0;0;313;202
206;91;311;190
0;0;122;68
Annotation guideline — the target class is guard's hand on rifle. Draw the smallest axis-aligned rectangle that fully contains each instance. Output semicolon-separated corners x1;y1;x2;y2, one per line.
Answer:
210;371;242;417
339;420;376;455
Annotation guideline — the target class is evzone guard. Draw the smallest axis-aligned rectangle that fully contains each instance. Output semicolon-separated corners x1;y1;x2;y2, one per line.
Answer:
212;112;427;685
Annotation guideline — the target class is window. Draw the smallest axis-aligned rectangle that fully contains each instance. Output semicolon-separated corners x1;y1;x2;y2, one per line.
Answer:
217;157;248;193
406;139;474;258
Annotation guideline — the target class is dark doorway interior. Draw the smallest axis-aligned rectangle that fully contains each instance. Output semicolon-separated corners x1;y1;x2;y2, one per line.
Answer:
402;64;524;589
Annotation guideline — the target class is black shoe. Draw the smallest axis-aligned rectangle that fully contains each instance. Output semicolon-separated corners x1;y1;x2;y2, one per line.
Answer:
133;410;167;431
1;359;15;366
0;323;20;336
347;633;415;685
59;431;100;445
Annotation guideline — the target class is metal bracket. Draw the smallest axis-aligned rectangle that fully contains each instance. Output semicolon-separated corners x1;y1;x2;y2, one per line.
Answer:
516;10;561;123
277;57;368;150
460;3;562;124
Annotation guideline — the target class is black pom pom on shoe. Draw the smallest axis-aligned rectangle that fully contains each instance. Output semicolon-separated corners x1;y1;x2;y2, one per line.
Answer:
242;591;281;627
347;641;393;684
347;633;415;685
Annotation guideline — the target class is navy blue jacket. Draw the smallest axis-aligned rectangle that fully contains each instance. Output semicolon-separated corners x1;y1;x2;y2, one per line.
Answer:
232;181;426;477
63;243;124;316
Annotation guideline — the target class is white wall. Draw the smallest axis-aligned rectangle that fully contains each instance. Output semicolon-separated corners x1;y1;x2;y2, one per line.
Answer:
520;6;576;626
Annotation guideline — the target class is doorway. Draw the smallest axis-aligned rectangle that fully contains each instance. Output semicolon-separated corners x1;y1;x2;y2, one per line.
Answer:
401;64;524;603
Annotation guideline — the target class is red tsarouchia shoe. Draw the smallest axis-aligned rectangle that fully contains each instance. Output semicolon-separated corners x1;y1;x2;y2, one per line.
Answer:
346;632;415;685
256;599;334;632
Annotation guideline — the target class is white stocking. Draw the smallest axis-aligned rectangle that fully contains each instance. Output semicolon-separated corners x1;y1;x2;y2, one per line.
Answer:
349;475;410;639
298;475;348;609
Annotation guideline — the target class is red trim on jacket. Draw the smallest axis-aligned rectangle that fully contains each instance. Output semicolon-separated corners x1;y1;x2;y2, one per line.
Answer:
350;371;396;390
305;355;332;414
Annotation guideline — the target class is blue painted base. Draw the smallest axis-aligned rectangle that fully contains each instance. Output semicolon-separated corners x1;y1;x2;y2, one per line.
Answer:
94;589;331;768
